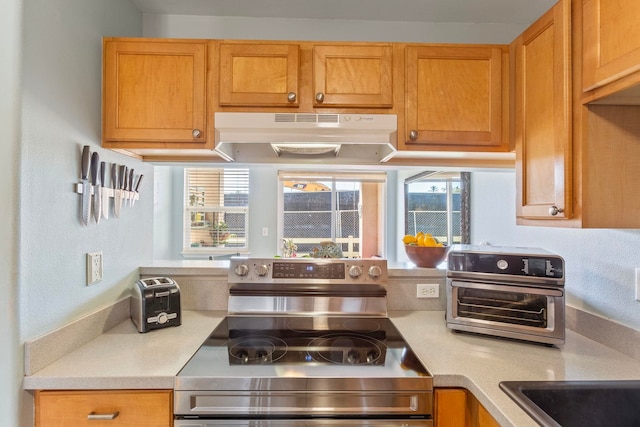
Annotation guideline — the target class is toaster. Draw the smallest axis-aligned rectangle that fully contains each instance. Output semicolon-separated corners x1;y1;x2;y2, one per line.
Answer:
131;277;181;333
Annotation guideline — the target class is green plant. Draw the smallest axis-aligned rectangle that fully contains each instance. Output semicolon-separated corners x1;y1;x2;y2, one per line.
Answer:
209;221;229;245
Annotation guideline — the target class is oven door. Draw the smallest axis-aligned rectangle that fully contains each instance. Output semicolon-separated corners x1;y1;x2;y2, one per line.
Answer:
175;421;432;426
446;279;565;345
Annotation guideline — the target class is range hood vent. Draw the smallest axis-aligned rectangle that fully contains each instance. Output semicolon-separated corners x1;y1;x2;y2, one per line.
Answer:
214;112;397;164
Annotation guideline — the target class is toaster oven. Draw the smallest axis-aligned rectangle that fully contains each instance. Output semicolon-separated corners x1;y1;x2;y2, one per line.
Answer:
445;245;565;346
131;277;181;333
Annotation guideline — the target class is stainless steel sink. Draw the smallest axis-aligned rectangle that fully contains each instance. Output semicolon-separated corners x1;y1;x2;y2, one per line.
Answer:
499;380;640;427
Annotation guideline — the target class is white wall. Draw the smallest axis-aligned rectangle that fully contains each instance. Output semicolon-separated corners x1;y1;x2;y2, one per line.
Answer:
142;15;527;44
15;1;144;424
1;0;23;424
471;171;640;331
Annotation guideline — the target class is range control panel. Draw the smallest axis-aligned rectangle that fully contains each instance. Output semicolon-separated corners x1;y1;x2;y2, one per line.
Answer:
228;257;388;284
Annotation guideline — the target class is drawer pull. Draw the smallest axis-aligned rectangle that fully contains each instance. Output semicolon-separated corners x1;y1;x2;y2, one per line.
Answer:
88;411;120;420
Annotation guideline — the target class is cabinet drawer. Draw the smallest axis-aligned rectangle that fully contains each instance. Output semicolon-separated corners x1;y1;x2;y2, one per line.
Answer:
35;390;172;427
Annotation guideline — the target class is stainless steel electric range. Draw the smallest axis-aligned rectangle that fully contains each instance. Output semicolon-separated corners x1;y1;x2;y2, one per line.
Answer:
174;257;433;427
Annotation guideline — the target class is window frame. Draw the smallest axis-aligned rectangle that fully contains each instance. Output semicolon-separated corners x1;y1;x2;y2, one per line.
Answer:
277;171;387;258
182;167;250;257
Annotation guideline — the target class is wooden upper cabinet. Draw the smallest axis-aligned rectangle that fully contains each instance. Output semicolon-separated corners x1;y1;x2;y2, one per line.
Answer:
217;42;393;109
512;0;572;222
404;45;507;149
218;43;300;107
102;39;207;144
582;0;640;92
313;45;393;108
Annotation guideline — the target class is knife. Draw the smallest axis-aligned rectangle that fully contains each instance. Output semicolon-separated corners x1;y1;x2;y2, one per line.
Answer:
101;162;109;219
128;169;135;206
119;165;127;213
81;145;91;225
132;174;143;206
112;164;120;218
91;152;101;223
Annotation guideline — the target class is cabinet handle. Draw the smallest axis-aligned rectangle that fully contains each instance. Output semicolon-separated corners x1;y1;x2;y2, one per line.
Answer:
548;206;564;216
192;129;202;138
315;92;325;103
287;92;297;102
88;411;120;420
409;130;418;140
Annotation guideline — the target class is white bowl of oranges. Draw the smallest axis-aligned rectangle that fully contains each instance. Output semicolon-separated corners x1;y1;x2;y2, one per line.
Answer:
402;232;449;268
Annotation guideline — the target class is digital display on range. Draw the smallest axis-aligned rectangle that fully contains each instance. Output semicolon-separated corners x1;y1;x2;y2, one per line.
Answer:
272;262;346;279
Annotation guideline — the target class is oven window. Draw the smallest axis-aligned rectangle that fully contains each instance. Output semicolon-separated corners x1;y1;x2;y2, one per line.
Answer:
456;288;548;328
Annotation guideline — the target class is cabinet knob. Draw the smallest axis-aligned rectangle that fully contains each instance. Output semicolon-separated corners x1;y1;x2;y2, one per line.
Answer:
192;129;202;138
409;130;419;140
315;92;325;103
549;205;564;216
88;411;120;420
287;92;297;102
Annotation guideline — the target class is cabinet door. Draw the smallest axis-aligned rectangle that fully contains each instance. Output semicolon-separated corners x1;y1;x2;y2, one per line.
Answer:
513;0;572;221
219;43;300;107
405;45;504;148
35;390;172;427
434;388;500;427
103;40;207;143
583;0;640;91
313;45;393;108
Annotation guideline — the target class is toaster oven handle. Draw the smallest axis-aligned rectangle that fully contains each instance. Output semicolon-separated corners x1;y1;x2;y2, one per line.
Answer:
87;411;119;420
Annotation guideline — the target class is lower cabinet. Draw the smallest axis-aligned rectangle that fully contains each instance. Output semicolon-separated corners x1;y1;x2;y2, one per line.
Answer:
35;390;172;427
435;388;500;427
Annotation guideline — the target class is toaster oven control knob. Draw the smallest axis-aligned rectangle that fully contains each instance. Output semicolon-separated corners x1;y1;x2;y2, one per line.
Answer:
157;312;168;324
497;259;509;270
368;265;383;279
255;264;269;277
348;265;363;279
234;263;250;277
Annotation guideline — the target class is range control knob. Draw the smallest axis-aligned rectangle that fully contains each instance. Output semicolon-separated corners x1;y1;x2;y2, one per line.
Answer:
348;265;363;279
497;259;509;270
234;264;250;277
157;313;168;324
368;265;383;279
255;264;269;277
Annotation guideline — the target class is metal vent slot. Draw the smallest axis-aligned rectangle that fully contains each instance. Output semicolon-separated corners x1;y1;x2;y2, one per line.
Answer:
317;114;339;123
274;114;296;123
295;114;318;123
457;288;548;328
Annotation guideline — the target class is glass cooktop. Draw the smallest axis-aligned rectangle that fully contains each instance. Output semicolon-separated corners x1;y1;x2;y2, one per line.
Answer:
177;316;430;380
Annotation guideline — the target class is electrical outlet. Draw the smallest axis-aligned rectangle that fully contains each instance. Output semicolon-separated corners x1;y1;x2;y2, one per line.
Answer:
262;227;269;237
635;268;640;302
417;283;439;299
87;251;103;285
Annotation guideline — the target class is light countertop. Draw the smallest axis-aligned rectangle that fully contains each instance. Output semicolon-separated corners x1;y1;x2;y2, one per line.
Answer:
23;310;640;427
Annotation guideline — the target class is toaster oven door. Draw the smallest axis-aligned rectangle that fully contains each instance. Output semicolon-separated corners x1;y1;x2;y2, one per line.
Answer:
446;280;565;344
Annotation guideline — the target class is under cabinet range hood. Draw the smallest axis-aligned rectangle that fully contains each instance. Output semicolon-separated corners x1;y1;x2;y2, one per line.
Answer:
214;112;397;164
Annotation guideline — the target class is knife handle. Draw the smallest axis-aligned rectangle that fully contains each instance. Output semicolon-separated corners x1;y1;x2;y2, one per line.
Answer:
129;169;135;191
100;162;106;187
111;164;118;189
122;166;128;190
119;166;126;190
81;146;90;180
134;174;144;192
90;152;99;185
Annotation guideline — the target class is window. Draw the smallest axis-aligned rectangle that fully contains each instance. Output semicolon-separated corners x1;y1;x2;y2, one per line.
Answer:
183;168;249;255
278;171;387;258
404;171;470;245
